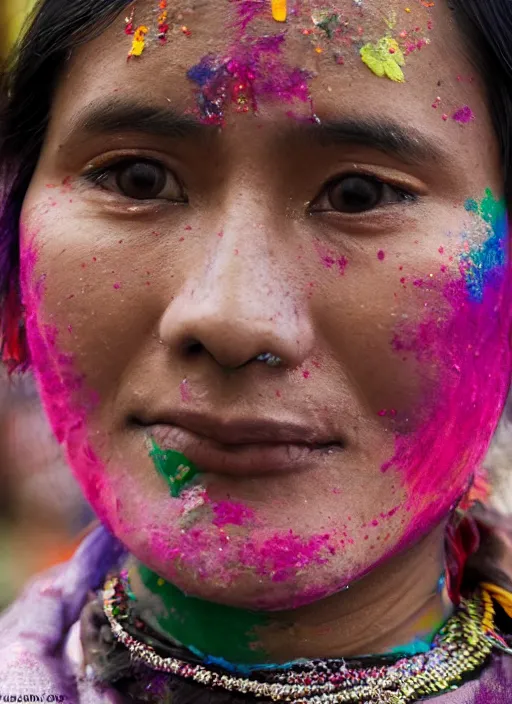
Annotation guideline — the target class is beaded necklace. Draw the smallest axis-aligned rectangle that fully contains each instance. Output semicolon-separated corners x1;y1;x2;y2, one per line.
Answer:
103;576;512;703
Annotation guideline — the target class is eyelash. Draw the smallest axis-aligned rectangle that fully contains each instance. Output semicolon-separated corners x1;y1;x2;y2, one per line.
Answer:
81;158;418;215
82;157;187;203
83;164;120;187
308;173;417;215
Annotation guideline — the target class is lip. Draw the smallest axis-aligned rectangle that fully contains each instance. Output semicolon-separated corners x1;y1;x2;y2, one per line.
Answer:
135;412;343;477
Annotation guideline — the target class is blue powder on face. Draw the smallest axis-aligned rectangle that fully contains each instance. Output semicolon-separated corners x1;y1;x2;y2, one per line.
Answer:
187;55;219;86
461;190;507;303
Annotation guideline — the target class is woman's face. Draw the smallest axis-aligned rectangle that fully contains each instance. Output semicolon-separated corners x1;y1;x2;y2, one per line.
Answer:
20;0;511;609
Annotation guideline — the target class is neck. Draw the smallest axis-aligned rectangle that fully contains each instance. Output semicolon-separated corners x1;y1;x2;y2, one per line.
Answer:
126;524;452;670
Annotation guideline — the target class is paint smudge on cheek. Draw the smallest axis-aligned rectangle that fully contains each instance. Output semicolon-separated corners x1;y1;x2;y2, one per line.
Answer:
382;191;511;539
18;234;116;529
148;440;200;497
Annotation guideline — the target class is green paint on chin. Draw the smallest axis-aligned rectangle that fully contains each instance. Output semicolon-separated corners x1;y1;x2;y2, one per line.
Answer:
138;564;270;666
148;439;199;497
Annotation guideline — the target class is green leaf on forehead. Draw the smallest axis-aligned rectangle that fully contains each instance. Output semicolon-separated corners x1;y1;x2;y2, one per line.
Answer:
360;37;405;83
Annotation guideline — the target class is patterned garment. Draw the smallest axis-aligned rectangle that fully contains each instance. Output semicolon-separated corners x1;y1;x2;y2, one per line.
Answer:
0;526;511;704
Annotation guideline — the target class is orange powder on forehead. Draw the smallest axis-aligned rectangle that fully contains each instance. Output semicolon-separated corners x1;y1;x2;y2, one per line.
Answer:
271;0;287;22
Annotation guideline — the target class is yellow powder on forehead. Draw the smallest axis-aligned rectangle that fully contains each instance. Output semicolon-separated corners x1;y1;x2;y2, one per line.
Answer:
360;36;406;83
271;0;287;22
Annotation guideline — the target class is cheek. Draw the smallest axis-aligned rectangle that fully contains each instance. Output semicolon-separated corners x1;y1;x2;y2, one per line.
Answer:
384;242;511;538
18;222;120;528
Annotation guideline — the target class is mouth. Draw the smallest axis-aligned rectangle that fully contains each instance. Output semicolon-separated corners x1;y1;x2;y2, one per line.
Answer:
132;413;344;477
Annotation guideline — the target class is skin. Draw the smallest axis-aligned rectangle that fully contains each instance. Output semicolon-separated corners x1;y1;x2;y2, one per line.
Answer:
19;0;511;664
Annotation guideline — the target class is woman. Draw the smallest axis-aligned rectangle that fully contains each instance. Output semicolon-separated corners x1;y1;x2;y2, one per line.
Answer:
0;0;511;701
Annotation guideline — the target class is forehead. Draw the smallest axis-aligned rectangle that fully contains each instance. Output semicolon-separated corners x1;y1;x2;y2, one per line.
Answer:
49;0;495;165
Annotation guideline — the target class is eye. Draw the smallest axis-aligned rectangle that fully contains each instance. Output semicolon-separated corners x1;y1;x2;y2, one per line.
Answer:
310;174;415;214
84;159;187;202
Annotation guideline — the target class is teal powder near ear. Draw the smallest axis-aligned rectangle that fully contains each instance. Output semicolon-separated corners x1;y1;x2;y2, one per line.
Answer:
149;439;199;497
462;189;507;302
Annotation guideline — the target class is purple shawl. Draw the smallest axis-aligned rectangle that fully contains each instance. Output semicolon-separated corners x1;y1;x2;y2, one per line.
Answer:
0;526;510;703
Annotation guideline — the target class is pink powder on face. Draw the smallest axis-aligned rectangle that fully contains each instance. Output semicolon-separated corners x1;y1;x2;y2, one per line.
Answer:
452;106;475;124
382;229;511;540
315;242;348;275
235;0;266;31
146;523;336;604
240;531;333;583
19;233;114;530
19;244;344;607
212;500;255;527
337;256;348;275
180;379;191;403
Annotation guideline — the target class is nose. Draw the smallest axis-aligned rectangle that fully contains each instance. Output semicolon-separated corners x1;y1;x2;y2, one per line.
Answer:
158;214;314;370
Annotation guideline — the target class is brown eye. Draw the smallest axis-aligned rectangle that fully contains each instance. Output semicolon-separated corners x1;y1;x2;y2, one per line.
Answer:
328;176;383;213
310;175;414;215
85;159;186;202
116;161;167;199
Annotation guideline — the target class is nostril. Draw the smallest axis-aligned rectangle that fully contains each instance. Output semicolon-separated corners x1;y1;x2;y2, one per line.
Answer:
182;339;204;357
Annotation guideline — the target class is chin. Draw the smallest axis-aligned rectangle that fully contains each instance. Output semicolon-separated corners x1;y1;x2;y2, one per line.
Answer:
107;510;386;611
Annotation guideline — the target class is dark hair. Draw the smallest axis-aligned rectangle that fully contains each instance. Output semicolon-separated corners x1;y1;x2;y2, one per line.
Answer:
0;0;130;361
1;3;512;698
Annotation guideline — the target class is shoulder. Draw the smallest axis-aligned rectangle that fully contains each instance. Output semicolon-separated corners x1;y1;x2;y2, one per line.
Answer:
0;526;125;699
435;653;512;703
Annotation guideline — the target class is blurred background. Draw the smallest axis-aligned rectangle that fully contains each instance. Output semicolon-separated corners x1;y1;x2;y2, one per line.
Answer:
1;0;34;49
0;0;511;614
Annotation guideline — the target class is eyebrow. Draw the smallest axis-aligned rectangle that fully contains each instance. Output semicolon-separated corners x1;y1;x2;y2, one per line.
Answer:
66;98;448;166
302;117;448;166
67;98;206;140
